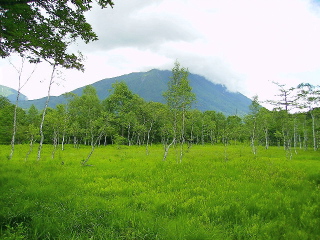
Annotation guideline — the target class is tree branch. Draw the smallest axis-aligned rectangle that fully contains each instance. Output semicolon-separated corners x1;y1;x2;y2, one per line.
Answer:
0;0;40;6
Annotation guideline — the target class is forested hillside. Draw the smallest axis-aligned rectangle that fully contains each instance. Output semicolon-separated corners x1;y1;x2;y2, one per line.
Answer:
0;85;28;102
5;69;252;116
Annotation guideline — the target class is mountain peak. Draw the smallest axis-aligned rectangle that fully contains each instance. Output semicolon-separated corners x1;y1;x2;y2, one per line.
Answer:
2;70;252;116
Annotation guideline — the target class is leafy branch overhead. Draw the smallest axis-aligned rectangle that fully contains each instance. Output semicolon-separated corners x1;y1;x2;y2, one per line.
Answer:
0;0;114;70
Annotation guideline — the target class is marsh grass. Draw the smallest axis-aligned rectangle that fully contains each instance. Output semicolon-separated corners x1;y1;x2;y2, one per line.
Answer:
0;144;319;239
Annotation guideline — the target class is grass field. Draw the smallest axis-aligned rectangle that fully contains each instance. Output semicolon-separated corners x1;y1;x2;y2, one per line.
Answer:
0;144;319;239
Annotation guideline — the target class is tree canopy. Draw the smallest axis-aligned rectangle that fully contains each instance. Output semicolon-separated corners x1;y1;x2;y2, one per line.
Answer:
0;0;114;70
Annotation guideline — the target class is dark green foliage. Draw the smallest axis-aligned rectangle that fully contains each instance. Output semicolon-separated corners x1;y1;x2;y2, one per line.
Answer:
0;95;11;108
103;81;142;115
0;81;320;150
0;105;14;144
0;0;114;70
0;98;27;144
26;104;39;125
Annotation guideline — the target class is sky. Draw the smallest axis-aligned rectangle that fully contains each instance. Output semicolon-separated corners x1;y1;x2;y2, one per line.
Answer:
1;0;320;105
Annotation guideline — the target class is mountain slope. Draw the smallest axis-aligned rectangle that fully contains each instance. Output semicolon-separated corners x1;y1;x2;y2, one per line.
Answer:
0;85;28;102
15;69;252;115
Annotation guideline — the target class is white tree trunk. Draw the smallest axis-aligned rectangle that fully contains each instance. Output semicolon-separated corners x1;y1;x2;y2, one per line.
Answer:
37;64;56;160
311;112;316;151
163;138;175;161
146;122;153;155
9;57;36;159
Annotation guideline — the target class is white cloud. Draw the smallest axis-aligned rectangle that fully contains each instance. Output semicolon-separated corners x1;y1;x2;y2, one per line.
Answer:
1;0;320;104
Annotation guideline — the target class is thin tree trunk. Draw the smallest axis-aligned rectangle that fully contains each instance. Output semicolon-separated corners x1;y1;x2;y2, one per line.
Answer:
90;127;94;147
82;130;104;166
163;138;175;161
179;109;186;163
73;136;77;148
210;129;214;145
264;128;269;149
61;113;68;151
10;97;19;159
52;130;58;159
127;123;131;146
251;117;257;155
188;124;194;149
25;136;34;161
9;57;36;159
298;135;302;149
61;133;65;151
293;118;297;154
38;64;56;160
104;135;107;146
201;122;205;145
146;122;153;155
311;112;316;151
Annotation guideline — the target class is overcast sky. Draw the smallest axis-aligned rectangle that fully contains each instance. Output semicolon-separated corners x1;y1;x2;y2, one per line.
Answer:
1;0;320;104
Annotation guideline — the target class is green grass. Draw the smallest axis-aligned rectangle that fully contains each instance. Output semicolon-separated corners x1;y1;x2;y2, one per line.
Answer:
0;144;319;239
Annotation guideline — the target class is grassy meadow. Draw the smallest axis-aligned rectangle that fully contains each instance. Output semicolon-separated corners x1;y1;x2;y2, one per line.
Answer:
0;144;319;239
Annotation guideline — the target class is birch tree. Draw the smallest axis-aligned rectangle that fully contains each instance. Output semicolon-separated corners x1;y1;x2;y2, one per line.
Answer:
257;107;272;149
143;102;168;154
68;86;102;146
297;83;320;151
103;81;143;145
8;57;37;159
246;96;261;155
163;61;196;162
37;64;56;160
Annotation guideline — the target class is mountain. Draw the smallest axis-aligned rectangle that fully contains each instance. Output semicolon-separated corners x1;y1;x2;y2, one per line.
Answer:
8;69;252;116
0;85;28;102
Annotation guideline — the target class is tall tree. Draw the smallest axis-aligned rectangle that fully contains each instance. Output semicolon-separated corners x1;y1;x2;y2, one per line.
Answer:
225;115;243;145
67;85;103;165
25;104;40;160
1;0;114;70
214;112;227;144
267;82;296;112
200;111;217;145
9;56;37;159
142;102;167;154
0;96;14;145
37;63;56;160
72;85;102;146
103;81;144;145
297;83;320;151
186;109;203;145
45;104;69;158
1;0;114;158
256;107;272;149
245;95;261;155
163;61;196;162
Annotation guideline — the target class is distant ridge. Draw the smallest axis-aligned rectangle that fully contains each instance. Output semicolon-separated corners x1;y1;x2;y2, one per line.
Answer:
1;69;252;116
0;85;28;102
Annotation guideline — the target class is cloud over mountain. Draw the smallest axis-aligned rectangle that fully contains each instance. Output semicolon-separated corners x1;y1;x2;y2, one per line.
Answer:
2;0;320;101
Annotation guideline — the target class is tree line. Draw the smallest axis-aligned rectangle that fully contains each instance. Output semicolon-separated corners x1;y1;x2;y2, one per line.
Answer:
1;1;319;162
1;71;319;160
